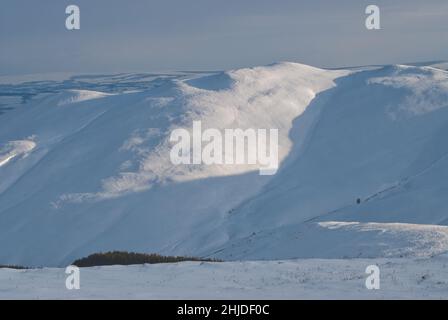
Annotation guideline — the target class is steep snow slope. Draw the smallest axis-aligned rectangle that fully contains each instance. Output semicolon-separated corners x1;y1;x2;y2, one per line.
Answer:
0;63;448;266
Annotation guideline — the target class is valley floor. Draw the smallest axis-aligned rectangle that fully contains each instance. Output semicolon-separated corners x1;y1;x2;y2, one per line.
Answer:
1;256;447;299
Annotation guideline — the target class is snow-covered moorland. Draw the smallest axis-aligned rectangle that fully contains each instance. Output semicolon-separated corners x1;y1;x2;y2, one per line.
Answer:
1;61;448;298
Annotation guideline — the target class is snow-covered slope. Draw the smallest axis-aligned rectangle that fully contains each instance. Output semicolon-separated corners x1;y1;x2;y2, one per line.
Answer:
212;64;448;260
0;62;448;266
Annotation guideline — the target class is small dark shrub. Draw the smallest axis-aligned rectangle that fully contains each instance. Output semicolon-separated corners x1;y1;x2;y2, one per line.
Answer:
0;265;29;269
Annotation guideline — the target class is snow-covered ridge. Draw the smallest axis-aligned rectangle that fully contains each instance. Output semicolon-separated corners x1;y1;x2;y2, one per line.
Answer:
207;221;448;261
1;62;448;267
318;221;448;258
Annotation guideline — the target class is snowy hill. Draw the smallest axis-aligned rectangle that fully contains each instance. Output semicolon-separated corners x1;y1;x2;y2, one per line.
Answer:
0;62;448;266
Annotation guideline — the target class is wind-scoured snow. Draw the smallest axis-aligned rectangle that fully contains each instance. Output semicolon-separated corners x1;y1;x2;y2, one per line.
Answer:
368;65;448;117
0;140;36;167
0;139;37;194
57;90;112;106
0;62;448;268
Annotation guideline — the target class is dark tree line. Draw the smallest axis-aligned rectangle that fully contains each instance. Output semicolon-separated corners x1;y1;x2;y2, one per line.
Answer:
72;251;222;267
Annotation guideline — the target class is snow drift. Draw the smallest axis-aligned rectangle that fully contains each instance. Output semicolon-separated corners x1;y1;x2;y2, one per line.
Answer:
0;62;448;266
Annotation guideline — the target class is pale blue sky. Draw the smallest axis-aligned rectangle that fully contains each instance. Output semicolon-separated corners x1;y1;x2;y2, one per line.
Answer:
0;0;447;75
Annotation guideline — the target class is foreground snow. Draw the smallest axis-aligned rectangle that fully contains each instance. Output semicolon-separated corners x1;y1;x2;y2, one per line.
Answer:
1;256;447;299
